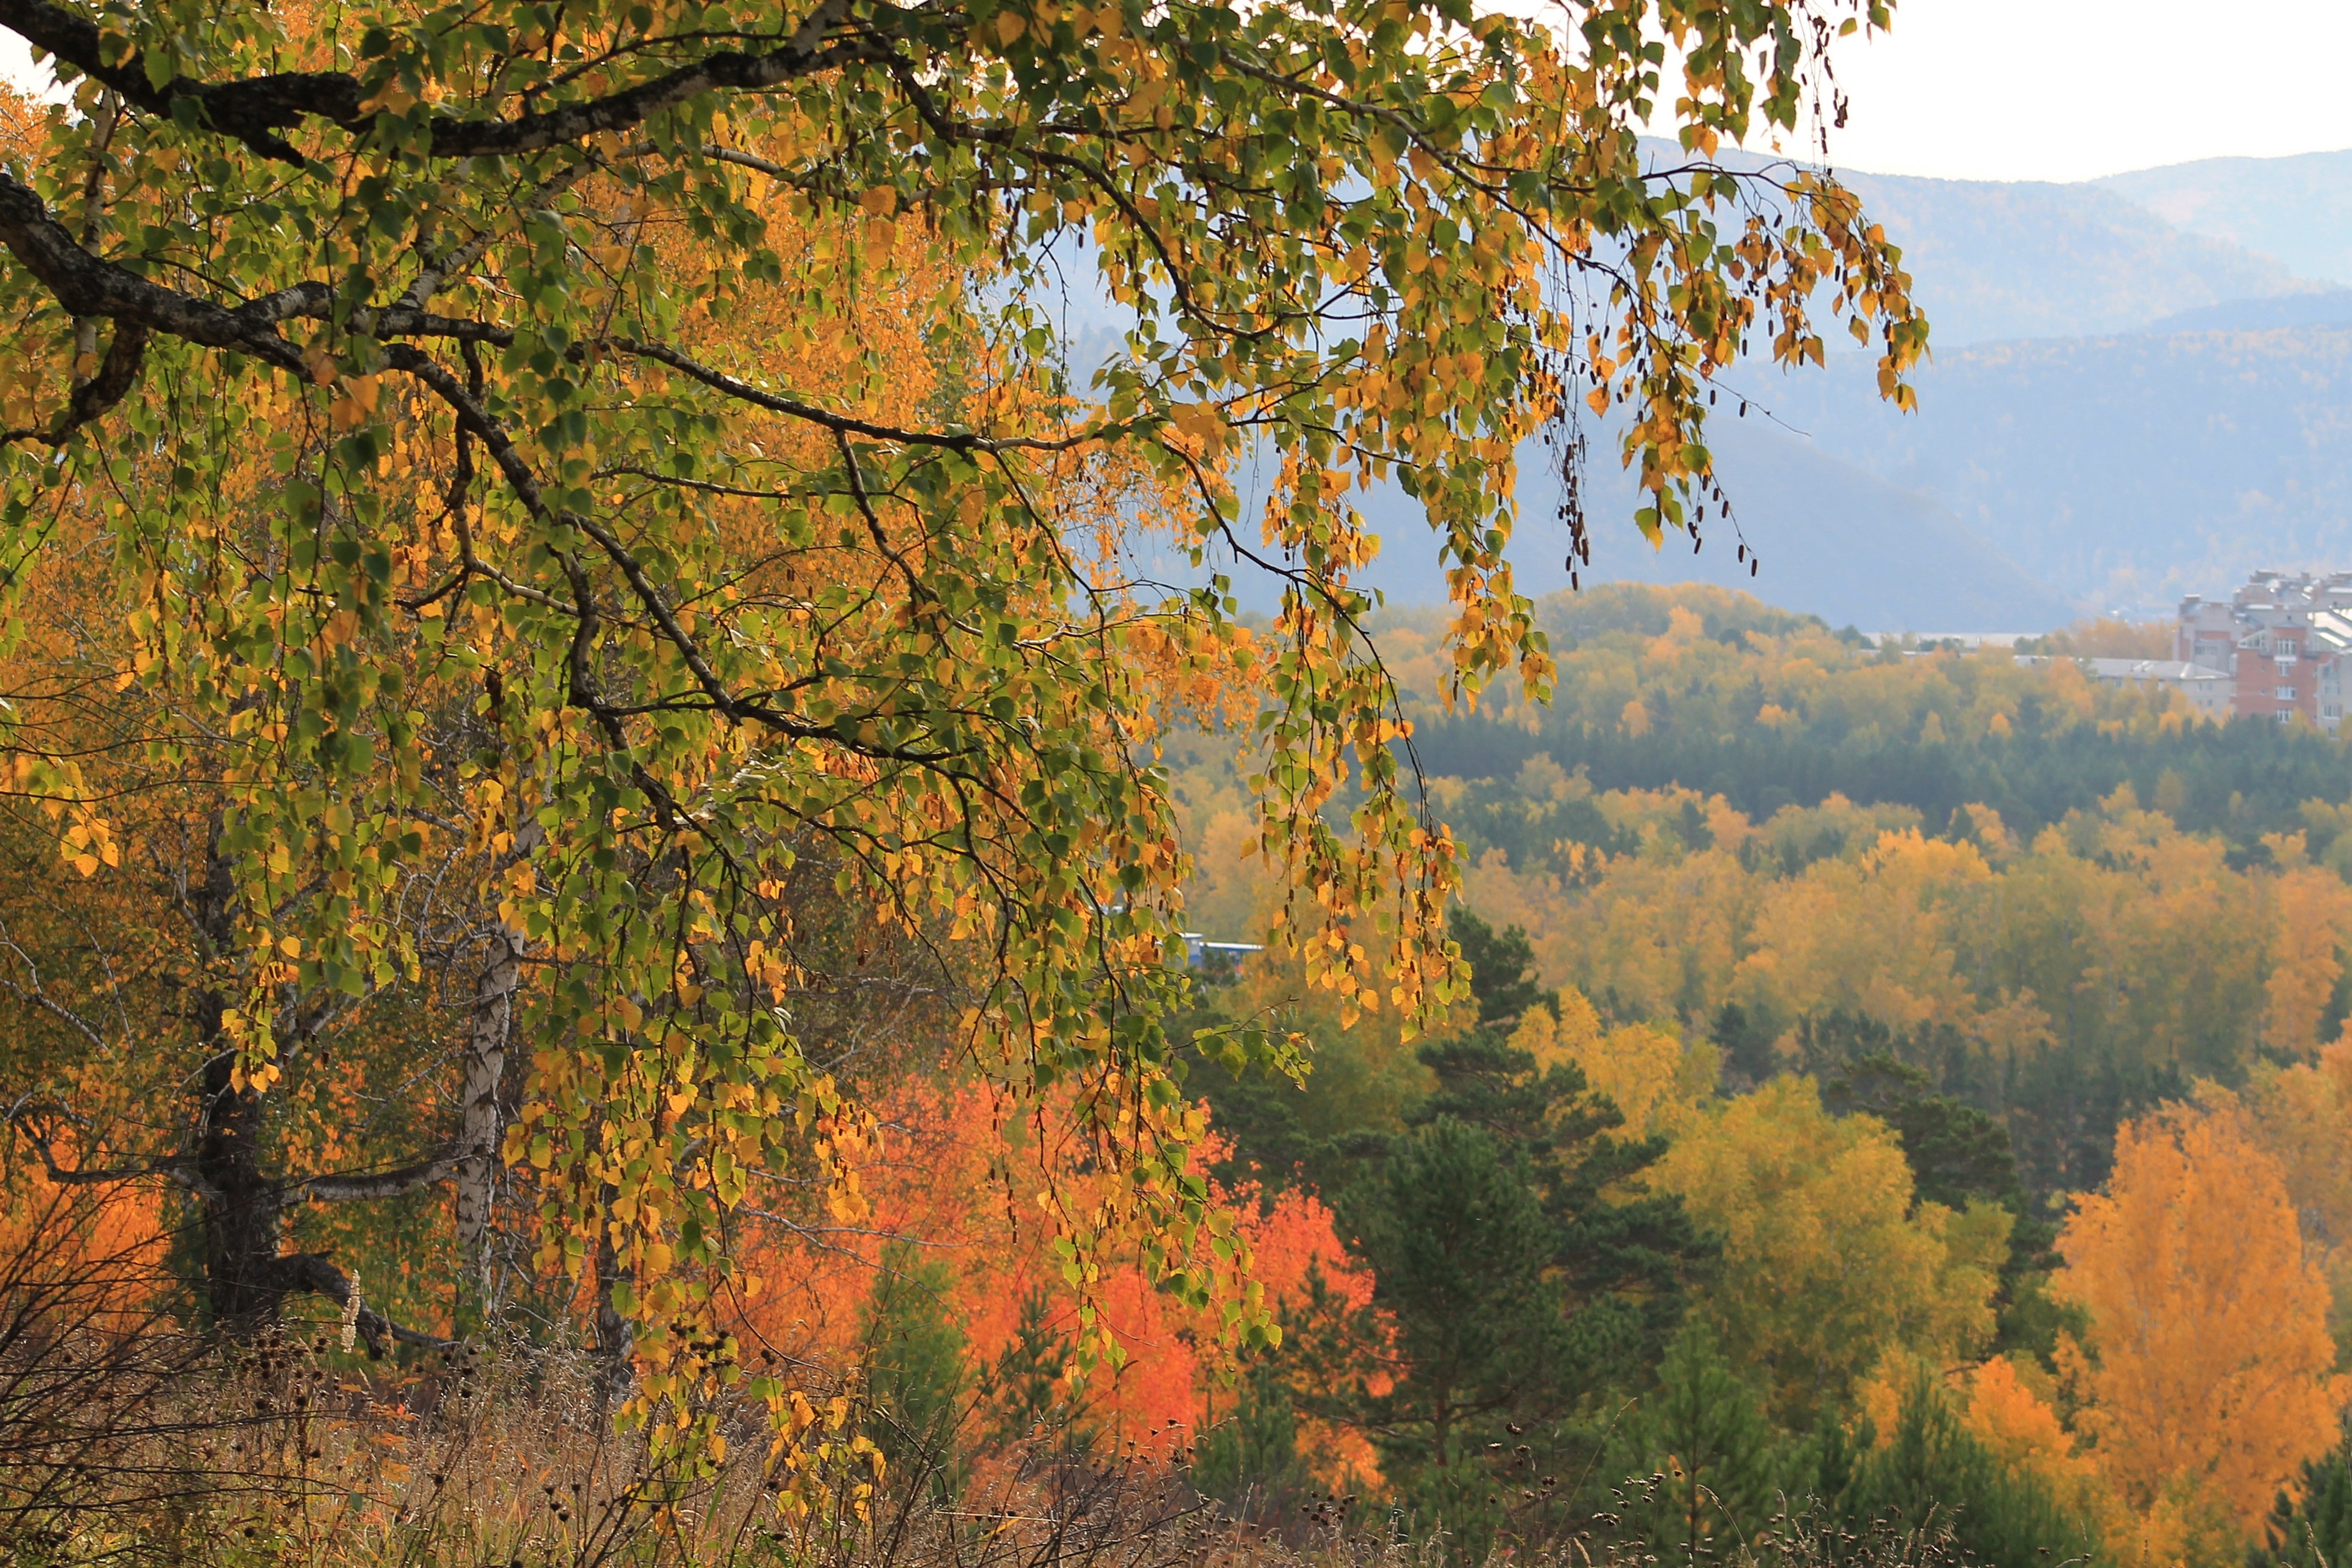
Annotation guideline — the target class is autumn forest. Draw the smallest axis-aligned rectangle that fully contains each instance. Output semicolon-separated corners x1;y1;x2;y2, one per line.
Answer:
0;0;2338;1565
1175;589;2352;1566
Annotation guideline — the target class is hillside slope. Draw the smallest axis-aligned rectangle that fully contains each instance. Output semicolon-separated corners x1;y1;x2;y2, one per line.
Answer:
2095;149;2352;285
1658;143;2319;346
1341;413;2076;631
1756;325;2352;609
1108;147;2352;620
1838;166;2313;346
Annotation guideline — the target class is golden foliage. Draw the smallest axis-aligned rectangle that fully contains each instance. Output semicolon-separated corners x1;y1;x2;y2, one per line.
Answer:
1511;995;1716;1141
2056;1107;2347;1542
1734;829;1992;1032
2259;858;2352;1058
1656;1077;2009;1420
1434;780;2322;1089
2197;1036;2352;1366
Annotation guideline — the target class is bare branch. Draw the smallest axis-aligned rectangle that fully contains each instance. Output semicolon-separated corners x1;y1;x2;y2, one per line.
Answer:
605;336;1130;453
285;1150;460;1204
3;1099;217;1200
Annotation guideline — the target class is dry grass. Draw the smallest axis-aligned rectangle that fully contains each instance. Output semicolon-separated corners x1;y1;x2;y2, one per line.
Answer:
6;1347;1994;1568
0;1202;1991;1568
1;1302;1272;1568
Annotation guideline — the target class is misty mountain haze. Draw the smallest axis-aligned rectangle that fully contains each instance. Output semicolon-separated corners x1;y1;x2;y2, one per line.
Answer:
1502;146;2352;626
2097;150;2352;285
1069;144;2352;631
1710;146;2352;620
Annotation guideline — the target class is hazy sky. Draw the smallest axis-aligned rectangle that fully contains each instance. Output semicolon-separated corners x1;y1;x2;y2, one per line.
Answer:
1801;0;2352;182
4;0;2348;184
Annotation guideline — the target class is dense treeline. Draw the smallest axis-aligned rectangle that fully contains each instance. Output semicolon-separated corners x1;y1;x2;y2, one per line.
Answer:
1389;586;2352;850
1418;710;2352;854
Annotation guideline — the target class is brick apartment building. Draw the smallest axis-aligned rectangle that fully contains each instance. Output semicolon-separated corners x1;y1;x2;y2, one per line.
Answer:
2175;570;2352;731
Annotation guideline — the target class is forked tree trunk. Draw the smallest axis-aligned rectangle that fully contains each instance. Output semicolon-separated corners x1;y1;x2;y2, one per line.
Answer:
183;830;444;1352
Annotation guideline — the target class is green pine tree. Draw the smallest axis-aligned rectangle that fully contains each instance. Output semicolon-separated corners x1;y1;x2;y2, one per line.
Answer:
1449;911;1554;1028
1611;1320;1786;1561
1317;1115;1566;1556
1711;1002;1781;1092
1842;1374;2098;1568
1413;912;1713;1385
2250;1418;2352;1568
1344;1117;1567;1457
861;1243;971;1499
1310;911;1714;1556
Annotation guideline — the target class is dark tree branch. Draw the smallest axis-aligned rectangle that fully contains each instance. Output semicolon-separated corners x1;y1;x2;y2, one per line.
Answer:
0;0;876;164
36;320;148;443
0;163;1139;465
233;280;512;342
605;336;1129;453
286;1150;460;1204
0;168;303;371
9;1099;460;1353
3;1100;219;1201
269;1251;459;1354
380;345;986;767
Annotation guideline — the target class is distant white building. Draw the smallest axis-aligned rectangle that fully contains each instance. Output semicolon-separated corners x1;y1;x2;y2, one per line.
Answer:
2010;655;2233;718
1180;932;1263;980
2082;657;2234;720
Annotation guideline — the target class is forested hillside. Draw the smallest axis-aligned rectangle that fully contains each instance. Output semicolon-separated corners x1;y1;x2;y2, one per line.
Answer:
1350;307;2352;626
1347;412;2077;632
1155;586;2352;1568
1507;146;2352;621
1657;141;2320;349
1404;587;2352;840
1831;166;2310;347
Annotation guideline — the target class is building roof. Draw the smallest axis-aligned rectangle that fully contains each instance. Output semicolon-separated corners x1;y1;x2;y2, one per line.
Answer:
2311;610;2352;652
2082;658;2229;681
2015;656;2228;681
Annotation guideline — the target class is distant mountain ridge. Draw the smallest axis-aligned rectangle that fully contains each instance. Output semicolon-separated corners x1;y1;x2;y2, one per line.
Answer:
1757;325;2352;610
1570;143;2352;619
1341;413;2077;633
1103;144;2352;628
1557;417;2075;631
2136;291;2352;335
1643;140;2335;348
1836;166;2317;347
2095;150;2352;286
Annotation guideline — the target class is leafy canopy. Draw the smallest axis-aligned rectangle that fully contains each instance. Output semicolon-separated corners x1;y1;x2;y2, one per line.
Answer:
0;0;1920;1414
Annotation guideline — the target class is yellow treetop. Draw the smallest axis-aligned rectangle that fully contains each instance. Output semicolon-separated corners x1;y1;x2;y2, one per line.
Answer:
2057;1106;2348;1543
1656;1075;2009;1421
